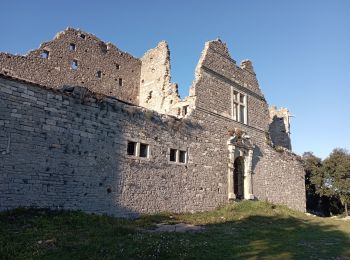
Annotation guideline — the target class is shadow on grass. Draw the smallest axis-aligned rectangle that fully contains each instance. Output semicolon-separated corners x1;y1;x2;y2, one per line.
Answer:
1;208;350;259
194;215;350;259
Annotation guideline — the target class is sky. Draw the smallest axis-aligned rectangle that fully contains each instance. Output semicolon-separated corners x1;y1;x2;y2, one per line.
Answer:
1;0;349;159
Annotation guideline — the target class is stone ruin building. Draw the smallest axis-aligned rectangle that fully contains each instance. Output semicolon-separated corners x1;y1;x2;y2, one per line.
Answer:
0;28;305;217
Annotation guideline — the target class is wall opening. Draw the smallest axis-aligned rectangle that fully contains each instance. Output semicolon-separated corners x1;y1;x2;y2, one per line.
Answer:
119;78;123;87
40;50;49;59
71;60;78;70
127;141;136;156
234;156;244;199
69;43;76;51
179;150;187;163
139;143;149;158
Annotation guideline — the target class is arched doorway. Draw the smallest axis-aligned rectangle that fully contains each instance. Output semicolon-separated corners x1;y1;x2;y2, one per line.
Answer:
234;157;244;199
227;128;254;201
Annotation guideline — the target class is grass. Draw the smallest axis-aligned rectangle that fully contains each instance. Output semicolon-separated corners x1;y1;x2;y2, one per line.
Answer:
1;201;350;259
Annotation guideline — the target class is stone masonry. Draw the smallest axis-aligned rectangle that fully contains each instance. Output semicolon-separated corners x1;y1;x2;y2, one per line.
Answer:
0;28;306;217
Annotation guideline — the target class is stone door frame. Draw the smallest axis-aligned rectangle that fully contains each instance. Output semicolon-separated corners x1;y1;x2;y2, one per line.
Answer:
227;138;254;200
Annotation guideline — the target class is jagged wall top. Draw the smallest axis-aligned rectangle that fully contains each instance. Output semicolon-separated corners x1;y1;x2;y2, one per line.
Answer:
0;28;141;104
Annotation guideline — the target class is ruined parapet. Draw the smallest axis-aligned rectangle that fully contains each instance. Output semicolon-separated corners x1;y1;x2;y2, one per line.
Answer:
0;28;141;104
139;41;181;114
240;59;255;75
269;106;292;150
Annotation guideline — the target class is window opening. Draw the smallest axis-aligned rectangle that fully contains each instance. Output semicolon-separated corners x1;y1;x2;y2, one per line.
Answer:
127;141;136;156
170;149;177;162
139;143;149;158
179;151;187;163
69;43;76;51
40;50;49;59
71;60;78;70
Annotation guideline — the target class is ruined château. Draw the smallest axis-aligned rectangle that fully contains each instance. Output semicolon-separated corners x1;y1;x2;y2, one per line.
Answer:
0;28;305;217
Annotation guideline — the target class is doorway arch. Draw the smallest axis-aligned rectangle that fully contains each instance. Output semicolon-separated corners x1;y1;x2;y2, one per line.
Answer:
227;129;254;200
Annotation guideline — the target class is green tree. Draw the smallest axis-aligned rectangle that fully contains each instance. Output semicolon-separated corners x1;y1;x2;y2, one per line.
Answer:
303;152;330;215
322;149;350;216
303;152;323;194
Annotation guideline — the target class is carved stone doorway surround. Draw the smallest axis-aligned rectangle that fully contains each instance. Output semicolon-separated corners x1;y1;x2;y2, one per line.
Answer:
227;129;254;200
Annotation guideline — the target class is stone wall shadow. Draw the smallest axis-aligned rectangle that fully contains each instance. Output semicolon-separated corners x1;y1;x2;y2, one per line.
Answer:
252;145;263;171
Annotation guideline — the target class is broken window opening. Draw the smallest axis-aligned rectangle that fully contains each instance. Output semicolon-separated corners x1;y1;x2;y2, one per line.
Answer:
69;43;76;51
71;60;78;70
96;70;102;78
40;50;49;59
127;141;137;156
182;106;189;116
79;33;86;39
115;63;120;70
139;143;149;158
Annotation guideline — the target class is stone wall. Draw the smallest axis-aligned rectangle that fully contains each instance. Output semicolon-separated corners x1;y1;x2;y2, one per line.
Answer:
0;28;141;104
0;76;224;217
0;31;306;216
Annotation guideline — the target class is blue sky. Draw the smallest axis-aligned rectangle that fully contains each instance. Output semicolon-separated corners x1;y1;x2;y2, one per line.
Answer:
1;0;349;159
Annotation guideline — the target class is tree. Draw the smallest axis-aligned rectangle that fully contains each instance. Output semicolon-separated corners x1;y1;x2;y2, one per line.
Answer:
322;149;350;216
303;152;330;215
303;152;323;193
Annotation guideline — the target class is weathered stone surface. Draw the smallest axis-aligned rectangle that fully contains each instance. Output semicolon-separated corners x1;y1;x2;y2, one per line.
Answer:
0;29;306;217
0;28;141;104
269;106;292;150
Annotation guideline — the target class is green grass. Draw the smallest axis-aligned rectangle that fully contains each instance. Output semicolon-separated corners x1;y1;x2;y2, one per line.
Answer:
1;201;350;259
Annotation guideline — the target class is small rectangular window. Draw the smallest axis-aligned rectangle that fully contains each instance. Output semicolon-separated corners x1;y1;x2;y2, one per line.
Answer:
71;60;78;70
240;105;245;123
119;78;123;86
139;143;149;158
127;141;136;156
69;43;76;51
170;149;177;162
179;150;186;163
233;91;238;101
240;94;245;103
182;106;188;116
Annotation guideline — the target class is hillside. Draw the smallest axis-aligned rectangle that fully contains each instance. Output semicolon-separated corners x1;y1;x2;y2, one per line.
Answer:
1;201;350;259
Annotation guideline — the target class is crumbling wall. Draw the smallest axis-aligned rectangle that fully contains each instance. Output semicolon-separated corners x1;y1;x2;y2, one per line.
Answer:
269;106;292;150
139;41;180;113
0;33;306;216
0;28;141;104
